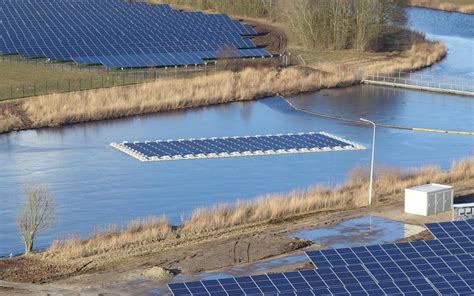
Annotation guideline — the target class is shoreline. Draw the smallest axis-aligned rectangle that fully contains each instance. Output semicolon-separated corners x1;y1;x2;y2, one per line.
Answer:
1;157;472;286
409;2;474;15
1;191;472;294
0;41;446;135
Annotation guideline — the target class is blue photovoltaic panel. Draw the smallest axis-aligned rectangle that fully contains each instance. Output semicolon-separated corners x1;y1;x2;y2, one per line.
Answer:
426;219;474;242
0;0;271;68
305;239;474;269
110;132;365;162
169;219;474;295
168;270;473;295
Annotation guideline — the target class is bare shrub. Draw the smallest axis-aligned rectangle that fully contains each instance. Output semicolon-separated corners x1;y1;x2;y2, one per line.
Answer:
16;185;56;255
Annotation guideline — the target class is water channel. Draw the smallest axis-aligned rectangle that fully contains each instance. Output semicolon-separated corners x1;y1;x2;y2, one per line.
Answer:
0;8;473;256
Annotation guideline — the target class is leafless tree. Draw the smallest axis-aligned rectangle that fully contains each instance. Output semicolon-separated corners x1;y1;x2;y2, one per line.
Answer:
16;185;56;254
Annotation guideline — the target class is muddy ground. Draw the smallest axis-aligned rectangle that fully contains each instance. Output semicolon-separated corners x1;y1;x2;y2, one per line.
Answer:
1;193;465;296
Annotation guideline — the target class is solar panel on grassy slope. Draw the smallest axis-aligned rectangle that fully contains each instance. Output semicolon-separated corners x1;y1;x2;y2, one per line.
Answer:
0;0;270;68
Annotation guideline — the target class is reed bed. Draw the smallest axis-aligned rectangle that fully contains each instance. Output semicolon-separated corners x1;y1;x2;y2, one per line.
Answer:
409;0;474;14
0;41;445;134
46;157;474;260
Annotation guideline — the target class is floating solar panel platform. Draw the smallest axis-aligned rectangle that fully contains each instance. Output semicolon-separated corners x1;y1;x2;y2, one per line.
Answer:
110;132;365;162
0;0;271;68
168;219;474;296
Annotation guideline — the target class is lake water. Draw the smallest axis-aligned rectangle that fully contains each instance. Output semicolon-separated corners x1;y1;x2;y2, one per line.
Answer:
0;8;473;256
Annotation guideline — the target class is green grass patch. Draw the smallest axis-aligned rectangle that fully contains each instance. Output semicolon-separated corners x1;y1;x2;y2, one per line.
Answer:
0;60;147;100
0;60;102;88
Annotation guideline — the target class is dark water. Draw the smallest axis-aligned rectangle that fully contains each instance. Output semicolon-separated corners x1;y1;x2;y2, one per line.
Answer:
0;8;473;256
407;8;474;80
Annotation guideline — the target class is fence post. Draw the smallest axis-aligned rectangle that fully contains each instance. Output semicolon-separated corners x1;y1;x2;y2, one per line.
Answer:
34;83;36;96
91;76;93;89
79;79;82;91
22;85;25;97
10;86;13;98
46;81;48;93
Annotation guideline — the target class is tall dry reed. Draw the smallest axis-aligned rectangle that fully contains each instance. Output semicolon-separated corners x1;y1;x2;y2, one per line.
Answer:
46;157;474;260
0;41;445;134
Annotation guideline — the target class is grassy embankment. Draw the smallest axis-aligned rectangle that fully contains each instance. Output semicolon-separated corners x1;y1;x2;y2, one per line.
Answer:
409;0;474;14
0;41;445;134
1;157;472;282
0;60;110;100
0;0;448;133
0;61;102;89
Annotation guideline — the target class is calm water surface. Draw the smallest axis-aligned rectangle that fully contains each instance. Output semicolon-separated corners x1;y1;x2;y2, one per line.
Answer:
0;8;473;256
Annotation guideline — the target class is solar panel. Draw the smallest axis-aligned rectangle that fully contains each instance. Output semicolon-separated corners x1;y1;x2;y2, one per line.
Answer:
426;219;474;242
169;219;474;295
0;0;271;68
305;240;473;269
110;132;365;162
168;271;473;295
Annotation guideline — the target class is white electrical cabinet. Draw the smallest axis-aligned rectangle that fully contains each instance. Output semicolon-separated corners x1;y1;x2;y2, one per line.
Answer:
404;184;453;216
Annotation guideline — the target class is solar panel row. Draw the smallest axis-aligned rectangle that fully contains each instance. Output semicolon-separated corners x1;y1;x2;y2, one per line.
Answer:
169;219;474;296
305;239;474;269
110;132;364;162
168;271;473;295
426;219;474;242
0;0;270;68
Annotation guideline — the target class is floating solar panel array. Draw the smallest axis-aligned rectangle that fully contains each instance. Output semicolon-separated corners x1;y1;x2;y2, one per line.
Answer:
168;219;474;295
0;0;271;68
110;132;365;162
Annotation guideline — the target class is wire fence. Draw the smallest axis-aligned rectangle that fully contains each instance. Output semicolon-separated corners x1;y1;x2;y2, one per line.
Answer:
363;71;474;94
0;67;204;100
0;55;285;101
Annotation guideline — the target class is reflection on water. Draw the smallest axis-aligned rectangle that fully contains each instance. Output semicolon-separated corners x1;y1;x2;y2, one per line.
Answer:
288;84;474;131
291;216;424;249
0;8;473;256
407;7;474;80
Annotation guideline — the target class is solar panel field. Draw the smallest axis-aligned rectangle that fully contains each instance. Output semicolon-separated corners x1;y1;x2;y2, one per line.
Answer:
0;0;270;68
169;219;474;295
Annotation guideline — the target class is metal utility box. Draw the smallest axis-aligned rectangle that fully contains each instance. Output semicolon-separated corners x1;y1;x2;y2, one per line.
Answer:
404;184;453;216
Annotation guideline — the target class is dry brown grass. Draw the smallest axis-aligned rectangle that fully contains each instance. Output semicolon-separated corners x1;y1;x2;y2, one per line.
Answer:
311;42;446;77
45;157;474;261
409;0;474;14
0;41;445;134
0;108;24;131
